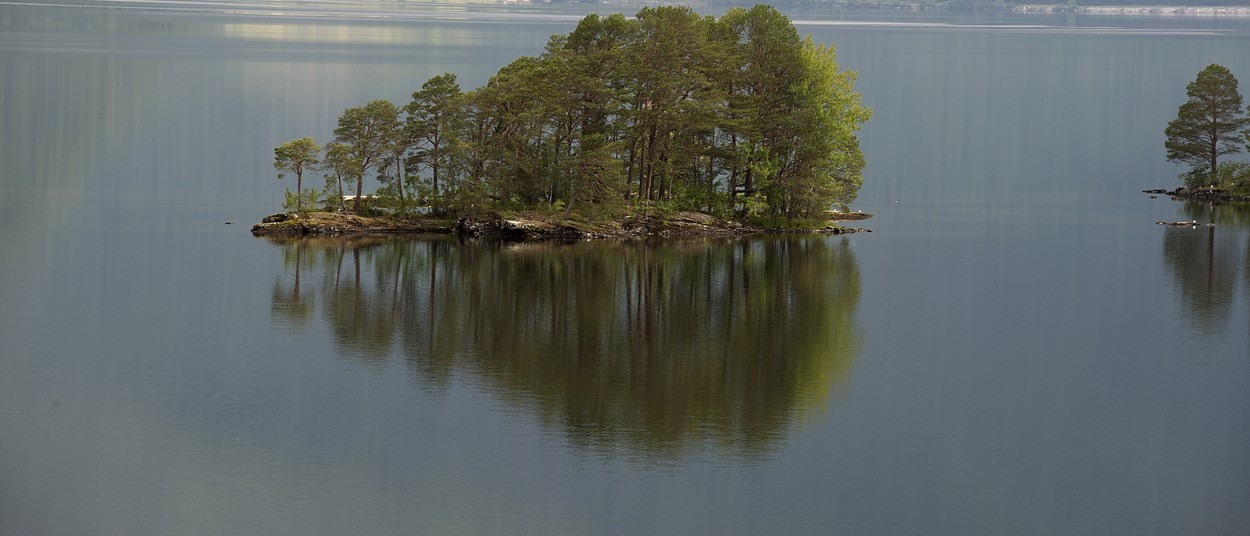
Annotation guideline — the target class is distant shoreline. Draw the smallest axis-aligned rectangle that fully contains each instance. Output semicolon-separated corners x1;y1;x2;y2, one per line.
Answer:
1012;5;1250;17
12;1;1250;19
596;2;1250;18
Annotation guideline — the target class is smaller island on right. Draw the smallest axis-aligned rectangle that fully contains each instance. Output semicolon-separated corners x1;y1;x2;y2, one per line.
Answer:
1163;63;1250;201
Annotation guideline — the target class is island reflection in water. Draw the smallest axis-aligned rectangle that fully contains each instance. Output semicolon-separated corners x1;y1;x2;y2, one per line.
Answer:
1162;201;1250;337
268;235;862;459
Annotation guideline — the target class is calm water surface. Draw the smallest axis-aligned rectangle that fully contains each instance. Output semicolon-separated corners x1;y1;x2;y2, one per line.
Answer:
1;3;1248;535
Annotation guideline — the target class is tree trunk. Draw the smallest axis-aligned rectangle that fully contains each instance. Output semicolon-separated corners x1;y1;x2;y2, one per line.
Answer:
432;135;442;198
354;164;365;214
728;134;740;212
336;174;346;213
563;186;578;220
395;158;405;211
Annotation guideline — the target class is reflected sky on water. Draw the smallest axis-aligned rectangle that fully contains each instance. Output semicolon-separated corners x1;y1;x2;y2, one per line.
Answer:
1;3;1249;534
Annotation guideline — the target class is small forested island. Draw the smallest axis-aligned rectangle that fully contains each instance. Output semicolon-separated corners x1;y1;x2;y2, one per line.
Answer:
1154;63;1250;205
254;4;873;240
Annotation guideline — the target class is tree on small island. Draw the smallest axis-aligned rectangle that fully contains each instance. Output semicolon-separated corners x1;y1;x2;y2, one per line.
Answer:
1165;64;1250;193
405;73;464;204
273;5;871;224
333;100;400;214
273;137;321;211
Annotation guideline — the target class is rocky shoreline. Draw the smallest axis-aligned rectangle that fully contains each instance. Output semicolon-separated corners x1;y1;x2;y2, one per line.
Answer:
1143;187;1250;204
250;210;873;241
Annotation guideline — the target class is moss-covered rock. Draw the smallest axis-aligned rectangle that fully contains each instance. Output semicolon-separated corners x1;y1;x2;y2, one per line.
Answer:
250;212;452;237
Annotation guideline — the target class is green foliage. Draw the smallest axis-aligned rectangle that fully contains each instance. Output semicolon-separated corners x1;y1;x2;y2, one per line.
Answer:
1215;161;1250;196
273;137;321;211
1165;64;1250;181
282;186;323;212
318;142;357;213
1180;160;1250;196
334;99;400;214
1182;167;1213;190
286;6;870;221
406;73;464;206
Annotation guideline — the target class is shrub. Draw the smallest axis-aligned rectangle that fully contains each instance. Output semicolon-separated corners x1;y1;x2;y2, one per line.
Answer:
1215;161;1250;196
282;187;323;212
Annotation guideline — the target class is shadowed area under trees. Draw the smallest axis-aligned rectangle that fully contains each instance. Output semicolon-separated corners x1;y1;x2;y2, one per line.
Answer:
274;5;870;223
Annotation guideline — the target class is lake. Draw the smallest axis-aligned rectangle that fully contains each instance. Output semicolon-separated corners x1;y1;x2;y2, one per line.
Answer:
1;2;1248;535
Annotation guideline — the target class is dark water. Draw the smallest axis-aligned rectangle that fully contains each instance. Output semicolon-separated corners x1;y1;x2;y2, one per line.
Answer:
1;3;1248;535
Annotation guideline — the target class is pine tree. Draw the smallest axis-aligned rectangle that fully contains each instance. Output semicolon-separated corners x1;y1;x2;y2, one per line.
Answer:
273;137;321;211
1165;64;1250;183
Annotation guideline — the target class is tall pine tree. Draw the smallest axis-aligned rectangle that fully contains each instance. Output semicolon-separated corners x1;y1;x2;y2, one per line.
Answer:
1165;64;1250;183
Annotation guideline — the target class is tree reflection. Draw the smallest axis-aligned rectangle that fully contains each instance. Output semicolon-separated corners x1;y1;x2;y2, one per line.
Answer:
270;238;315;327
1162;201;1250;335
265;235;862;459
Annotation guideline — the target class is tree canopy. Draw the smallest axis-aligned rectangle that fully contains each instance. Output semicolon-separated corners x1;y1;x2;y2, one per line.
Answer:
276;5;871;222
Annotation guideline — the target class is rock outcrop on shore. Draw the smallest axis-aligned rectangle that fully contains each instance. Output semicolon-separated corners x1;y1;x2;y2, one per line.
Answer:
1143;187;1250;204
250;211;452;237
251;210;873;240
